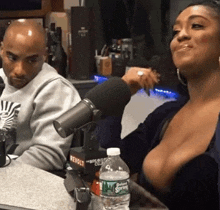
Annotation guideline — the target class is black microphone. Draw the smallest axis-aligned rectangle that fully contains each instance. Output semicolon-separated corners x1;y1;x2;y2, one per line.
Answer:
53;77;131;138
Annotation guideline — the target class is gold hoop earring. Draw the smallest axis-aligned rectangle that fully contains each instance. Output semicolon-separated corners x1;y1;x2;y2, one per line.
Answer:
177;69;187;86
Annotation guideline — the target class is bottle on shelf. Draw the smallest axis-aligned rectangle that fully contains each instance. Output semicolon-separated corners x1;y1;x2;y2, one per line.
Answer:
109;39;117;58
109;39;122;59
121;38;133;62
99;147;130;210
51;27;67;78
47;23;56;66
116;39;122;55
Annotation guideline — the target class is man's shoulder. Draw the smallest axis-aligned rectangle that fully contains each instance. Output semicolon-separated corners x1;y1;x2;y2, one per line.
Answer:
39;63;61;80
35;63;73;88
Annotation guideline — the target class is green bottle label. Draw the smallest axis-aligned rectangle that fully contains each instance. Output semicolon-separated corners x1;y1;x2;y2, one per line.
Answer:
100;179;130;196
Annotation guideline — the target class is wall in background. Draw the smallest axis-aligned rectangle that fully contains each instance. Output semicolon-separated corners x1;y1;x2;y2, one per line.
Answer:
64;0;79;9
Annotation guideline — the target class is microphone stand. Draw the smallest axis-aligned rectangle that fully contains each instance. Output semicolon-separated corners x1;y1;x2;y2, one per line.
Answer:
64;122;107;210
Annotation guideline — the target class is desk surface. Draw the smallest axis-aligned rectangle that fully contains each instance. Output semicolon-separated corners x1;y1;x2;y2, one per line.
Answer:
0;159;168;210
0;160;76;210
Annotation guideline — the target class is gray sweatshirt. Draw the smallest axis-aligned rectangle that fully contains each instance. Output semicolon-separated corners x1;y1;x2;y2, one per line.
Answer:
0;63;81;170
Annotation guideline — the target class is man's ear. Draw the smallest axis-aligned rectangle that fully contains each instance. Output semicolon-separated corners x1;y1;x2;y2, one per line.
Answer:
43;55;47;62
43;47;48;62
43;50;47;62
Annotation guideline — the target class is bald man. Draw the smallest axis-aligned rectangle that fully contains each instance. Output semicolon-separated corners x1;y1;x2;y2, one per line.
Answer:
0;19;81;170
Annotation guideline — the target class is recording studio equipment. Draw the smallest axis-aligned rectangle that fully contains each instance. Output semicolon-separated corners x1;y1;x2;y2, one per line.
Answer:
53;77;131;210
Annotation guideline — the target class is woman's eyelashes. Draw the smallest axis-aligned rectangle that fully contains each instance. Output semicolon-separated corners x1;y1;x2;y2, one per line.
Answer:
172;23;204;37
191;23;204;29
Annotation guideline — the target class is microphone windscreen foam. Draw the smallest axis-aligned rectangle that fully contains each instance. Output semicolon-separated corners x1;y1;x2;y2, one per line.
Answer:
85;77;131;116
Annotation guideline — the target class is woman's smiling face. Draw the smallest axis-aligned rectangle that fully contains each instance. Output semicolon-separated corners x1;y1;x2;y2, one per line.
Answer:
170;5;220;76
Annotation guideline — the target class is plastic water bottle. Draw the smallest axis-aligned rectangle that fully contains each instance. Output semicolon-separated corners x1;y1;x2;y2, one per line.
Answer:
100;147;130;210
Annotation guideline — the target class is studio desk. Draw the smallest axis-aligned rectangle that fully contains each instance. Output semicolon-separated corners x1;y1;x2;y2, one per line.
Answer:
0;159;75;210
0;158;168;210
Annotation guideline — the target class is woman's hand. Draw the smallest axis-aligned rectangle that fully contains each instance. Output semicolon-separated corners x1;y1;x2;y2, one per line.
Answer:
122;67;160;95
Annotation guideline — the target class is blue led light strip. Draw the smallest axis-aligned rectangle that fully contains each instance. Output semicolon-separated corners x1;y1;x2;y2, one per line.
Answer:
93;75;108;84
93;75;179;99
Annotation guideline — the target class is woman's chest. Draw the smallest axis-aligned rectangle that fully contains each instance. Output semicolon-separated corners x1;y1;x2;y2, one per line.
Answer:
143;105;220;189
160;109;219;153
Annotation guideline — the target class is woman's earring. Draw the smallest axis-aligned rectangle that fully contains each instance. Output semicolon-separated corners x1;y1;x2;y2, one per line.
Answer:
177;69;187;86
